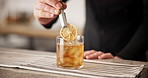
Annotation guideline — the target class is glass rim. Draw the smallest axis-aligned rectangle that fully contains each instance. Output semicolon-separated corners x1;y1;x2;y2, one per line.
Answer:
56;35;84;39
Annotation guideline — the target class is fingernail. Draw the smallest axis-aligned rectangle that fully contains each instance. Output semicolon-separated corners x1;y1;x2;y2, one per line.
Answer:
50;14;54;17
86;56;89;59
98;56;101;59
53;9;57;14
46;14;53;18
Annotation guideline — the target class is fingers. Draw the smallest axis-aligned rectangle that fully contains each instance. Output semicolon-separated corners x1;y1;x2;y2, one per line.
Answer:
33;0;67;24
34;9;56;18
34;1;60;18
62;2;67;10
35;2;59;15
39;0;66;9
84;50;97;57
86;52;104;59
98;53;114;59
84;50;115;60
84;50;104;59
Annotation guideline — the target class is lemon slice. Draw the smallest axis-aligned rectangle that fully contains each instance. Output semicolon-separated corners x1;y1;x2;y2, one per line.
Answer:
60;24;77;41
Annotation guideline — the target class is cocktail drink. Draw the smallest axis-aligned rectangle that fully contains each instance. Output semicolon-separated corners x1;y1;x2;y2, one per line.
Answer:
56;35;84;69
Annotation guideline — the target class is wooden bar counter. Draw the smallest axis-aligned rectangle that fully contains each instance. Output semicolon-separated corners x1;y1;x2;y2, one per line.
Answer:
0;47;148;78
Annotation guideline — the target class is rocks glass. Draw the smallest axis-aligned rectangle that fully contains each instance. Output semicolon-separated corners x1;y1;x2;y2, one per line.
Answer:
56;35;84;69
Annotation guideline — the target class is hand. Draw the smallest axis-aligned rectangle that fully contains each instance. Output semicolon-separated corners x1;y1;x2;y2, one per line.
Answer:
33;0;67;25
84;50;122;59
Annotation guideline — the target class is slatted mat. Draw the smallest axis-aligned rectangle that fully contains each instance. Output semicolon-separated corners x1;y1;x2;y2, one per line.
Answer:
0;49;144;78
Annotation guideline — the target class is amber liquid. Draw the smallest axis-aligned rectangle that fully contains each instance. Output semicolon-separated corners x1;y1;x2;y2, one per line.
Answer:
56;42;84;69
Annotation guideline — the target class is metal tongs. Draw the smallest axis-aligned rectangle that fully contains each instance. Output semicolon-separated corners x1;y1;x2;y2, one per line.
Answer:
59;10;68;28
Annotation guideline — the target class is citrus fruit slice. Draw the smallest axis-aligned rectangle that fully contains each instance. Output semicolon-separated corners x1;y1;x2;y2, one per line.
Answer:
60;24;77;41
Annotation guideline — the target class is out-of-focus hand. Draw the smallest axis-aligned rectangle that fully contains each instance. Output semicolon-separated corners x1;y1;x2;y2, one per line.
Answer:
34;0;67;25
84;50;122;59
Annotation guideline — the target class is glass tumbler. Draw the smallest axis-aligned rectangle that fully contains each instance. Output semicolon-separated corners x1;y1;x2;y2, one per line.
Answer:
56;35;84;69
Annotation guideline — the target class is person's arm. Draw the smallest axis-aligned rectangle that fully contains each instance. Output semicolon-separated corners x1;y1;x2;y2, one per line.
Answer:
34;0;68;29
116;0;148;61
84;0;148;61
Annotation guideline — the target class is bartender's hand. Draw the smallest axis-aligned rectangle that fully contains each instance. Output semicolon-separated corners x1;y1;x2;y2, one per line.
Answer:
84;50;122;59
34;0;67;25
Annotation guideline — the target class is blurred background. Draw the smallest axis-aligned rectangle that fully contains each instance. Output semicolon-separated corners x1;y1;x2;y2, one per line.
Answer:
0;0;86;52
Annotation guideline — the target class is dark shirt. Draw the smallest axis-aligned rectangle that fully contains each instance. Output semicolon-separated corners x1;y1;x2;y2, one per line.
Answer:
44;0;148;61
